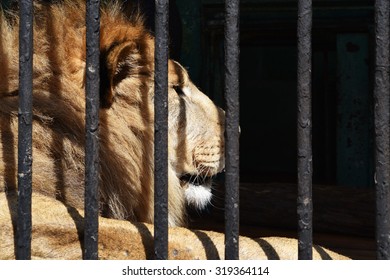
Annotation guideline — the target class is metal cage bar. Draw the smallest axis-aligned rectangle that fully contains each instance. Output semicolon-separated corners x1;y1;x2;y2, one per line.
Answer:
16;0;34;260
154;0;169;260
374;0;390;260
297;0;313;260
224;0;240;260
84;0;101;260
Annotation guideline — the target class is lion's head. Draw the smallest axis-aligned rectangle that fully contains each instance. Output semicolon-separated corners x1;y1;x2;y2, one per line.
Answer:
167;61;225;209
99;16;225;225
0;1;224;227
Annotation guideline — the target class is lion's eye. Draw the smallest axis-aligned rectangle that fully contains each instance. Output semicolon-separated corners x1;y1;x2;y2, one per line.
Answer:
173;86;185;96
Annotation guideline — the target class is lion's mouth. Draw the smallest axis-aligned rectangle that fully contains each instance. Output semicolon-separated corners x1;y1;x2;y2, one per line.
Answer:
179;174;213;187
179;174;214;209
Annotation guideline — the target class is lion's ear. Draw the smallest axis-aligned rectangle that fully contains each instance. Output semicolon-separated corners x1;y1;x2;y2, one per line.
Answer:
100;41;139;108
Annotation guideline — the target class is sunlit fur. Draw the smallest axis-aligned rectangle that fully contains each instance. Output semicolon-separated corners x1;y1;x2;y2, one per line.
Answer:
0;0;224;227
0;192;350;259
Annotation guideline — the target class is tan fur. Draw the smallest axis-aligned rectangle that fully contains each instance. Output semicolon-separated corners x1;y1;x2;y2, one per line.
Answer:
0;1;225;227
0;193;349;259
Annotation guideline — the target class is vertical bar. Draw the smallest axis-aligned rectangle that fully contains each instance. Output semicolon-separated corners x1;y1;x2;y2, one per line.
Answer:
154;0;169;260
17;0;33;260
84;0;100;260
297;0;313;260
224;0;240;260
374;0;390;260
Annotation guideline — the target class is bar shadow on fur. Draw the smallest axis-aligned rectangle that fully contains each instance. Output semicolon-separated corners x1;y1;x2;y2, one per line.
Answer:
192;229;221;259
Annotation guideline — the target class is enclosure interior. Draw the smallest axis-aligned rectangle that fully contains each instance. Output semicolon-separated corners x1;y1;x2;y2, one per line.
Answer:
180;0;376;259
1;0;378;259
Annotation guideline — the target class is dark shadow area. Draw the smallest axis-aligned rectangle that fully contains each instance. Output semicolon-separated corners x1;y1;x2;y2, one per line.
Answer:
254;238;281;260
0;116;18;257
313;244;332;260
192;230;220;260
132;222;154;259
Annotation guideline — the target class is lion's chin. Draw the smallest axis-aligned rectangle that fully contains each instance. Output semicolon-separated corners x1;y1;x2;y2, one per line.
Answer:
179;174;213;209
184;183;213;209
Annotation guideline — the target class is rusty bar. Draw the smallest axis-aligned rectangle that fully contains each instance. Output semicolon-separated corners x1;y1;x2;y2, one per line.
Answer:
84;0;101;260
154;0;169;260
224;0;240;260
297;0;313;260
374;0;390;260
17;0;34;260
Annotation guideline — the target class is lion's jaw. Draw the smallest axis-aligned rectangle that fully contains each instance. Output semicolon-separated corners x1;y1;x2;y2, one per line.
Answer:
184;183;213;209
167;61;225;210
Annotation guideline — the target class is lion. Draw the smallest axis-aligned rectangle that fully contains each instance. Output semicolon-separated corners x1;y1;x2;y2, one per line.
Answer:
0;0;225;227
0;1;351;260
